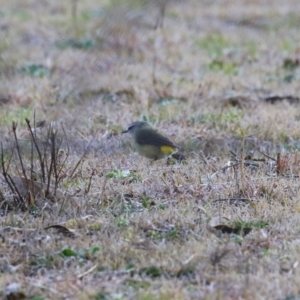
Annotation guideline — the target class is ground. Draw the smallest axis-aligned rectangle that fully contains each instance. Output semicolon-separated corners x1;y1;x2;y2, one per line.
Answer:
1;0;300;299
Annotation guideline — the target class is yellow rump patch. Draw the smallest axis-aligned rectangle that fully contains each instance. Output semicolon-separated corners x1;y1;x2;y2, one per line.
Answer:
160;146;175;155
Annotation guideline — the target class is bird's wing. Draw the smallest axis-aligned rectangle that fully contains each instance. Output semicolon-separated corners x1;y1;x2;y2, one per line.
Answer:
135;129;176;148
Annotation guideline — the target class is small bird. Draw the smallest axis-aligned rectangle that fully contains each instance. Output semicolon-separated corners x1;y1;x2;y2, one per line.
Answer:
122;121;184;161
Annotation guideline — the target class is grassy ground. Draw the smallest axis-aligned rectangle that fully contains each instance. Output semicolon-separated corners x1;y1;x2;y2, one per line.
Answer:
1;0;300;299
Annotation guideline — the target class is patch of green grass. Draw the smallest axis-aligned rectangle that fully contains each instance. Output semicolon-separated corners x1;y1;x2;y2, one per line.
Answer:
95;293;107;300
115;217;128;227
234;220;268;230
191;108;243;125
0;38;10;52
244;41;258;58
141;195;151;208
0;106;34;126
281;39;293;51
208;59;239;75
11;8;32;21
62;178;87;189
125;279;151;290
106;169;130;179
139;265;162;278
56;38;95;50
60;248;78;257
196;35;240;74
31;254;55;269
158;204;166;210
165;228;180;239
106;169;140;182
195;34;232;58
20;64;50;78
30;296;45;300
148;228;180;241
60;246;100;259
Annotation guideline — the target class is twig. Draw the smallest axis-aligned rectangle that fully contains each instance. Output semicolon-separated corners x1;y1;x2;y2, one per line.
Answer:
77;264;98;279
25;118;45;182
12;122;28;182
69;137;94;178
46;130;56;197
257;149;276;161
85;169;94;195
56;124;70;184
1;143;23;206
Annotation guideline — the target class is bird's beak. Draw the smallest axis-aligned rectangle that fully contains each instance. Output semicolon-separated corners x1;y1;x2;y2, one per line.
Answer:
121;129;128;134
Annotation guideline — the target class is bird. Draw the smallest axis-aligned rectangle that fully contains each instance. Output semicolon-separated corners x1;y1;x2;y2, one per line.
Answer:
122;121;185;161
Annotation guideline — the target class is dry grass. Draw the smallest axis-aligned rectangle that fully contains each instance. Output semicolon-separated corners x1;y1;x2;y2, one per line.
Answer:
1;0;300;299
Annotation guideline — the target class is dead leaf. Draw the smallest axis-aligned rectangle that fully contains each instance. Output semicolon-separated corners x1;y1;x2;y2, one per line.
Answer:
214;225;252;236
208;216;252;236
263;95;300;105
223;95;257;109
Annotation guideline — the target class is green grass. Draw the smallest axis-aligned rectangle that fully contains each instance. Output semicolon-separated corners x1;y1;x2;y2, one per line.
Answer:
195;34;233;58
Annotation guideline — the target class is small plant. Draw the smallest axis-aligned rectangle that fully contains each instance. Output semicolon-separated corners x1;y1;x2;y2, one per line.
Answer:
208;59;239;75
195;34;232;58
234;220;268;229
106;169;140;182
115;217;128;227
60;246;100;259
20;64;50;78
141;195;150;208
106;169;130;179
0;117;91;211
